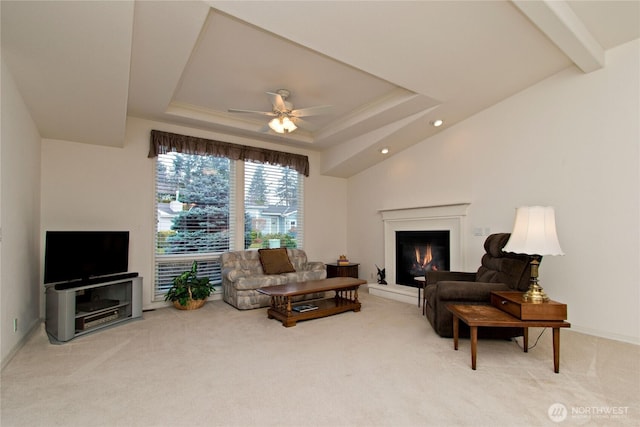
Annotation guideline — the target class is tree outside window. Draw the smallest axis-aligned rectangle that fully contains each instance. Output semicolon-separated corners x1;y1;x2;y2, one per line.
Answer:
155;154;303;300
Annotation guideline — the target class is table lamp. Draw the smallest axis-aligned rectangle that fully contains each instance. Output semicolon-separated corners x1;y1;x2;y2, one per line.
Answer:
503;206;564;303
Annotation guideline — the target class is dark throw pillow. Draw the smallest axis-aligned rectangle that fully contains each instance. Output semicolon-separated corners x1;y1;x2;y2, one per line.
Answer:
258;248;296;274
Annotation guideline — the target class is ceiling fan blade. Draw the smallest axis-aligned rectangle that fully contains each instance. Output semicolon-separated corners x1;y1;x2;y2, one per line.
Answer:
291;117;318;132
290;105;333;117
228;108;276;116
266;92;287;112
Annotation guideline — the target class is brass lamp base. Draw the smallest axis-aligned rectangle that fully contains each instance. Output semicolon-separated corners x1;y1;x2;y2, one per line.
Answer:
522;284;549;303
522;256;550;304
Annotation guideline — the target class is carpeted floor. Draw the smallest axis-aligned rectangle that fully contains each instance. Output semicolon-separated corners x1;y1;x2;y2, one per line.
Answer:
1;291;638;426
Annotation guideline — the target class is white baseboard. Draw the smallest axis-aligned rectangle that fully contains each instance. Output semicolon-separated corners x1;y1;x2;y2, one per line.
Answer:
1;320;42;371
367;283;420;306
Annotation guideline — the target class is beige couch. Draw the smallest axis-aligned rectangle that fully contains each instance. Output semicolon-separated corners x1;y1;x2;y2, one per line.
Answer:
221;248;327;309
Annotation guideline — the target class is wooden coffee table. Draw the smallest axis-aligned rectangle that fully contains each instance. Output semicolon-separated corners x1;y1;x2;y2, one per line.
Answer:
447;302;570;373
257;277;366;327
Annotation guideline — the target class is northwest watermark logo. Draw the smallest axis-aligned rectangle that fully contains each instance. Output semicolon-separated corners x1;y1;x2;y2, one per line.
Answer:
548;403;629;423
548;403;568;422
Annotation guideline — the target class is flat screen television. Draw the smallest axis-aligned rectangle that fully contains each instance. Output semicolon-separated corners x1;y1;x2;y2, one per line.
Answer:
44;231;130;285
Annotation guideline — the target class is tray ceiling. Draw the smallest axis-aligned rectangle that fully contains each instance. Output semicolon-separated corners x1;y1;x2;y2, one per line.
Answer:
2;0;638;177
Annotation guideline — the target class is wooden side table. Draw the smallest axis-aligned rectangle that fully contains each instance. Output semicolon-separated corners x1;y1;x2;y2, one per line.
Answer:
326;263;359;279
446;291;570;373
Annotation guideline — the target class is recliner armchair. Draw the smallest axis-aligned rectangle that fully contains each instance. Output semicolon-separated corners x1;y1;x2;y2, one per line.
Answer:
423;233;532;338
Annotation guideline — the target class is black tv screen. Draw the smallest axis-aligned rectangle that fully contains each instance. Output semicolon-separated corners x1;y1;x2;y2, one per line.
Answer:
44;231;129;284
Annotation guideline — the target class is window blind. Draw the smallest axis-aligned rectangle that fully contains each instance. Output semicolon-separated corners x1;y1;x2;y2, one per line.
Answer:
244;161;304;249
153;141;305;301
154;152;235;300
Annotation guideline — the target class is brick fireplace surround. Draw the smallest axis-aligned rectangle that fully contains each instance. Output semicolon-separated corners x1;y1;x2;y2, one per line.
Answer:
369;204;469;304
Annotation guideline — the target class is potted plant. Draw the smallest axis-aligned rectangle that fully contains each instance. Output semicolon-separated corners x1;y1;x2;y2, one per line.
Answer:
165;261;215;310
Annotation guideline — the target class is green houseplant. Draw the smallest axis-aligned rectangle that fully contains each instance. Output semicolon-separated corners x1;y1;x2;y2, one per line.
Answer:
165;261;215;310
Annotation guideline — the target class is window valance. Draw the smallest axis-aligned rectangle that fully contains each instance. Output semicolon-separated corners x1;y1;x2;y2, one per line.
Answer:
148;130;310;177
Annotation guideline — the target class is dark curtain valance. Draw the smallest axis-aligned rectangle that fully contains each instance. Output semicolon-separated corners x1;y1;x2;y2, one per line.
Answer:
148;130;310;177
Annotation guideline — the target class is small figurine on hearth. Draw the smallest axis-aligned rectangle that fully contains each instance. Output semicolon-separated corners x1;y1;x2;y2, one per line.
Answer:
376;265;387;285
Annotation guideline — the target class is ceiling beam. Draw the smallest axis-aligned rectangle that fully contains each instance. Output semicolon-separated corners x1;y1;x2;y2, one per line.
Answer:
512;0;604;73
321;109;435;177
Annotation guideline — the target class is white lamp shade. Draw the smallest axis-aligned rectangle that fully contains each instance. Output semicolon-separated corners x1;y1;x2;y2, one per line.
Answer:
281;117;297;132
269;116;297;134
503;206;564;256
269;118;284;133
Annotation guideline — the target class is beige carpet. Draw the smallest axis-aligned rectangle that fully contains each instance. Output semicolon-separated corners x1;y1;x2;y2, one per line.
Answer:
1;291;638;426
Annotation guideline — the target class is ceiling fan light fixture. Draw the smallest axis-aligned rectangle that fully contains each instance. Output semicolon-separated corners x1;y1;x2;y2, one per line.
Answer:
268;117;284;133
282;116;297;133
231;89;329;134
269;116;297;134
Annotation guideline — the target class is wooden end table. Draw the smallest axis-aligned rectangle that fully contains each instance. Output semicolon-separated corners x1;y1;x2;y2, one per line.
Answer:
257;277;366;327
326;263;359;278
446;291;570;373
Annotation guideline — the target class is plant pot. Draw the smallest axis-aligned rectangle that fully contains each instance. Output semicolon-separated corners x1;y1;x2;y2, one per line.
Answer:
173;298;206;310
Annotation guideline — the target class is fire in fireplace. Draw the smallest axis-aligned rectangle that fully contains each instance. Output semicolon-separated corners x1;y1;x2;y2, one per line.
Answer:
395;230;450;286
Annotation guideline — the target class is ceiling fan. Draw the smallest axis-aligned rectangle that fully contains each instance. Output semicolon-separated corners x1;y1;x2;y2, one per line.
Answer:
228;89;332;134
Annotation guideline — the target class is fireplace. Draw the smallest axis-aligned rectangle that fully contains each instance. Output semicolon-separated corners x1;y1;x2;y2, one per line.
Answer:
369;204;469;304
395;230;450;285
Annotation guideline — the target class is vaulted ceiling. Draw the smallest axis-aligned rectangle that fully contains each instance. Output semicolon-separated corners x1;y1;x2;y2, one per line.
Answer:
2;1;638;177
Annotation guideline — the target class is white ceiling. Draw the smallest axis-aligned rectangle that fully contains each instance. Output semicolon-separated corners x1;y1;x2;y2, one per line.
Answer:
2;1;639;177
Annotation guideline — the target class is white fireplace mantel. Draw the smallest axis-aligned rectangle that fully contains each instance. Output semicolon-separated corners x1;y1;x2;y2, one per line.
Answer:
379;203;470;222
369;204;469;304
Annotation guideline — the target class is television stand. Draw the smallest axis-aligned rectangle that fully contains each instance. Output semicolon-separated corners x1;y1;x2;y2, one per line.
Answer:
45;276;142;343
53;272;139;290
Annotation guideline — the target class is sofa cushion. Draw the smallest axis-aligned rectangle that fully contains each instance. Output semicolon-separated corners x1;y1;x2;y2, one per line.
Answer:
221;250;263;274
235;274;288;290
287;248;309;271
258;248;296;274
280;270;327;283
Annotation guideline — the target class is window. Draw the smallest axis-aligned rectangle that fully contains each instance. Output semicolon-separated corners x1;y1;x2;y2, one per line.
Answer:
154;154;303;301
244;161;304;250
154;152;234;300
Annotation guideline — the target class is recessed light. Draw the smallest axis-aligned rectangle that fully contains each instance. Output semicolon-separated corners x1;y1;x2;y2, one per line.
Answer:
380;148;389;154
431;119;444;127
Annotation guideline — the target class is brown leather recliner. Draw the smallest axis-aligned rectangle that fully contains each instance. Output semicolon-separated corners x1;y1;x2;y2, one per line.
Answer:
423;233;533;338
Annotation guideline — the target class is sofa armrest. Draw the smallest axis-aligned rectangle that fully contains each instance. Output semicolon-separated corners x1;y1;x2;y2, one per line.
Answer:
306;261;325;272
425;271;475;285
434;281;511;302
222;268;250;282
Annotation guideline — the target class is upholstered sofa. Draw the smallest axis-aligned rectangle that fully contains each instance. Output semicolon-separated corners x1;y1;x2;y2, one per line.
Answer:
221;248;327;309
424;233;532;338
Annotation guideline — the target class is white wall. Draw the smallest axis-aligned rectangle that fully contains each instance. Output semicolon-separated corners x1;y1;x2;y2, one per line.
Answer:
348;40;640;344
1;57;42;366
40;117;348;310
